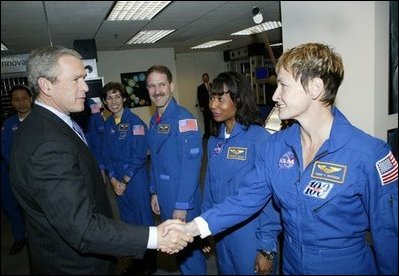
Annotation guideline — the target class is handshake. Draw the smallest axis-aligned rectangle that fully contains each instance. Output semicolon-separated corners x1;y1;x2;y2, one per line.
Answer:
156;219;201;254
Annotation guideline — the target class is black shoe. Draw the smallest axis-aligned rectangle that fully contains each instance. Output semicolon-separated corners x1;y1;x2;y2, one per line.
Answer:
9;239;26;255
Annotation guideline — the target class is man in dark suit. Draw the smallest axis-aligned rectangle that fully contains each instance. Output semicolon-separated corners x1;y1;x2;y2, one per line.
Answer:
197;73;212;139
9;46;192;275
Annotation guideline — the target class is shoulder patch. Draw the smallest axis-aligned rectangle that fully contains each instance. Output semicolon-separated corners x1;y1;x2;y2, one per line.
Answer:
90;103;100;114
376;151;398;185
133;125;145;135
178;119;198;132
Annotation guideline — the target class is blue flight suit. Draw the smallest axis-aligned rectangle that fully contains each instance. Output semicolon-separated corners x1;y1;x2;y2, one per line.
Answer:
73;98;105;167
102;108;154;226
200;107;397;275
84;99;105;167
257;107;398;275
148;98;207;275
1;115;26;242
202;122;280;275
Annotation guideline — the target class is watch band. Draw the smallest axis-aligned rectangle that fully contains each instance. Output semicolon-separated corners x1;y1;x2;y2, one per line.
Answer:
259;250;275;260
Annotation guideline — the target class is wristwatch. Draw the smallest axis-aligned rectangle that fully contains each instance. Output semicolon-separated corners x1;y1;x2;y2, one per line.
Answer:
121;178;128;185
259;250;275;260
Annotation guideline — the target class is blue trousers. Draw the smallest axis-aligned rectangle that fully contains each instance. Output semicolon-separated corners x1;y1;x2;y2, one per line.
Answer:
1;163;26;241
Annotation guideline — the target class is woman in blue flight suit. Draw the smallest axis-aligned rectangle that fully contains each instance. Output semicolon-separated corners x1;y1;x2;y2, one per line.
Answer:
252;43;398;274
101;82;153;225
146;65;206;275
202;71;280;275
100;82;155;273
1;85;31;255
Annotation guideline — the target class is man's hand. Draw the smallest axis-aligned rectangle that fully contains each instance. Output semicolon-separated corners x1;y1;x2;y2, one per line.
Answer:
172;209;187;222
110;177;126;196
151;194;160;215
162;220;201;238
156;219;193;254
254;252;274;275
200;237;212;254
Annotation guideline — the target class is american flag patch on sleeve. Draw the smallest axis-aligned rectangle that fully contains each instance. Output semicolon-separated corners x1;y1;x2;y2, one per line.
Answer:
178;119;198;132
376;151;398;185
133;125;145;135
90;103;100;114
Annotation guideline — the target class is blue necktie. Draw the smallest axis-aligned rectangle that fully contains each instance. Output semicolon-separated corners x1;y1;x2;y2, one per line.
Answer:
72;120;88;146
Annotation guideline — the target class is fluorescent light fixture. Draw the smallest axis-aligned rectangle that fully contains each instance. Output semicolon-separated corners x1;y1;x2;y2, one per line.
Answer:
1;42;9;51
270;43;282;47
107;1;171;21
191;40;232;49
126;30;175;44
231;21;282;35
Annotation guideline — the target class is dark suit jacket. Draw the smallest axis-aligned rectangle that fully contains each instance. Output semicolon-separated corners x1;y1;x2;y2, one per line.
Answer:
10;104;149;275
197;83;211;111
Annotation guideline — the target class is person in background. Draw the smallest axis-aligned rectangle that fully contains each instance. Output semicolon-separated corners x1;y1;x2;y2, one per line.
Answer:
202;71;280;274
197;73;212;139
164;42;398;275
1;84;32;255
100;81;156;275
9;45;193;275
71;97;105;174
146;65;207;275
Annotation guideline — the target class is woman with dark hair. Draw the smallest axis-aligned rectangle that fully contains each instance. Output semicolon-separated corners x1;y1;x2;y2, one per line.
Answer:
202;71;280;274
100;82;156;274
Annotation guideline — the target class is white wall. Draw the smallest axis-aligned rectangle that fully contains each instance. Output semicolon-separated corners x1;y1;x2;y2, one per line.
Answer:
175;51;225;135
96;48;178;125
281;1;397;141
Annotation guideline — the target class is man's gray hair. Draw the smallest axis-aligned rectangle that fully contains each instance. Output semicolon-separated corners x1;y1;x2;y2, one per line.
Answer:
27;45;82;98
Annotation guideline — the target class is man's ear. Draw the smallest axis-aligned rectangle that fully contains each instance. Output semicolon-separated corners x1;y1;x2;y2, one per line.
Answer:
309;77;323;100
38;77;53;96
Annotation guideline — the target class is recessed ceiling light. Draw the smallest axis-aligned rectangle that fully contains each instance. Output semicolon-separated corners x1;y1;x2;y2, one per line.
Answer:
231;21;282;36
126;30;175;44
191;40;232;49
107;1;171;21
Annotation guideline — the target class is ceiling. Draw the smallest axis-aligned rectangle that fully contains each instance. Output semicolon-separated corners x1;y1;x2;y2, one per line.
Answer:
1;1;282;55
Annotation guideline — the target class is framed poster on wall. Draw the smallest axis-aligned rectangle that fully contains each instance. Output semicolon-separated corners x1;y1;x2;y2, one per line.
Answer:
120;71;151;108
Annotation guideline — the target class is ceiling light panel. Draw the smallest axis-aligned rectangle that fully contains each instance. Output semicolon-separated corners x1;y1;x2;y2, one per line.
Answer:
191;40;232;49
231;21;282;35
107;1;171;21
126;30;175;44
